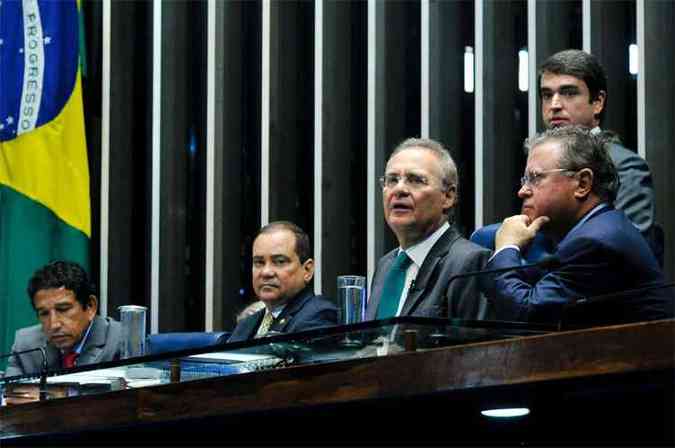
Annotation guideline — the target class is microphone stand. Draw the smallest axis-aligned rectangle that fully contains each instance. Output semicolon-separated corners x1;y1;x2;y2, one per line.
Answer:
1;347;50;401
406;255;561;317
409;255;561;338
39;347;48;401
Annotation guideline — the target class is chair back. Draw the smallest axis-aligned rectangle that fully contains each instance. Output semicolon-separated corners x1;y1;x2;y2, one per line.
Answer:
470;223;555;264
146;332;230;355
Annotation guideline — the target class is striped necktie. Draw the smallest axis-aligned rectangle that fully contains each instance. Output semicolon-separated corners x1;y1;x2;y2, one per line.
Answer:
255;309;275;338
376;251;413;319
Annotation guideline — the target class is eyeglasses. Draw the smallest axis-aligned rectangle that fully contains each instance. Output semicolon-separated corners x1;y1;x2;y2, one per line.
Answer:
520;169;575;188
379;173;448;191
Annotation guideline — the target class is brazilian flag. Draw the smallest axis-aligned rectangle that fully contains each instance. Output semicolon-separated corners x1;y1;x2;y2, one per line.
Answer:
0;0;90;369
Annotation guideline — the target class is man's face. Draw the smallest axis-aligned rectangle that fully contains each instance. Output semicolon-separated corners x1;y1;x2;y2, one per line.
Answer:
518;140;578;234
252;230;314;305
382;148;455;247
33;288;96;351
540;72;605;129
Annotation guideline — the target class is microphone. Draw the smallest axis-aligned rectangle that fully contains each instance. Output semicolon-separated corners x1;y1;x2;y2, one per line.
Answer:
447;254;561;283
405;255;560;315
571;282;675;306
1;347;50;401
559;281;675;330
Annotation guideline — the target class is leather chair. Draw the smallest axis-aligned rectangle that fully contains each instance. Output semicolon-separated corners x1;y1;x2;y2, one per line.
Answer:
470;223;555;263
145;332;230;355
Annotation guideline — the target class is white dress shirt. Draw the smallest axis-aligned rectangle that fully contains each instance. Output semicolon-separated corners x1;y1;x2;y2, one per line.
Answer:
394;222;450;316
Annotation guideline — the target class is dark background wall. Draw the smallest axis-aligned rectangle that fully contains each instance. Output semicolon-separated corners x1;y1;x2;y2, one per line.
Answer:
82;0;674;332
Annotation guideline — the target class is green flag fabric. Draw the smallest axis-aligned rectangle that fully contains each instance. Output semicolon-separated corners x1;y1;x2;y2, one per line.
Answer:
0;0;91;370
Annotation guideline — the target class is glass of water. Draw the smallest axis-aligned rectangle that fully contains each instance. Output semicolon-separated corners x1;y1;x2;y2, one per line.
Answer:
337;275;367;346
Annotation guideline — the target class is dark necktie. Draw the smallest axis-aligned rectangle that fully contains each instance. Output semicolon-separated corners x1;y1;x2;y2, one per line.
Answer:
376;251;413;319
62;352;78;369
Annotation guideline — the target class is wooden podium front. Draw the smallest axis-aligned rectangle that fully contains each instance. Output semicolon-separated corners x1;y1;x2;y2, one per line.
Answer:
1;319;673;445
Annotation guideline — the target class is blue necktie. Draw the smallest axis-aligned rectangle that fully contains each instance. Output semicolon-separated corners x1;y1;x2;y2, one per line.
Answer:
376;251;413;319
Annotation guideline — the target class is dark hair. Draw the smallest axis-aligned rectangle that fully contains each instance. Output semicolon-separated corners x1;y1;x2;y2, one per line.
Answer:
27;260;94;310
538;49;608;125
525;125;619;203
256;221;312;263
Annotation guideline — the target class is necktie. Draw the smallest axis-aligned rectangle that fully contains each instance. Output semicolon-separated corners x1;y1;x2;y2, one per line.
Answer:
62;352;78;369
255;310;275;338
376;251;413;319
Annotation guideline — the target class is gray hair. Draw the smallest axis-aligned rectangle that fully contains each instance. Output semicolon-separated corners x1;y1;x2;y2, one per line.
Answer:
524;125;618;203
390;137;458;193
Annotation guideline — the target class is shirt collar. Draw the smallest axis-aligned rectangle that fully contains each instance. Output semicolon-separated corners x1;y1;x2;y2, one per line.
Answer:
266;303;286;319
399;221;449;268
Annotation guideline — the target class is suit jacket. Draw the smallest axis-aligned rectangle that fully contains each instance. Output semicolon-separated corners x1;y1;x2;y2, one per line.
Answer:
608;142;654;234
225;289;337;343
366;226;493;320
470;142;659;263
4;316;121;377
486;207;673;327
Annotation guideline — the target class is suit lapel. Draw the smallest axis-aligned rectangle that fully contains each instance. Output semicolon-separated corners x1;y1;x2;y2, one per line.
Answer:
244;311;265;339
366;251;397;320
271;289;312;332
400;227;459;316
78;317;106;365
44;339;61;371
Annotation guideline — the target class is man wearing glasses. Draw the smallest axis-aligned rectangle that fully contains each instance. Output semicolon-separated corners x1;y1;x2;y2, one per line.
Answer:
539;49;654;239
472;49;661;266
366;138;492;321
486;126;672;327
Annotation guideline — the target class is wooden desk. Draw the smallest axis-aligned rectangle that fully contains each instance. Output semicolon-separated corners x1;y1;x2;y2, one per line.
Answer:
2;319;674;445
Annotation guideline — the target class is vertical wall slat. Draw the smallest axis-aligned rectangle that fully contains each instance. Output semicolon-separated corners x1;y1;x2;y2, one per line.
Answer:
205;0;217;330
366;0;377;285
420;0;430;138
313;0;323;294
475;0;484;230
261;0;271;227
100;0;111;317
150;0;162;333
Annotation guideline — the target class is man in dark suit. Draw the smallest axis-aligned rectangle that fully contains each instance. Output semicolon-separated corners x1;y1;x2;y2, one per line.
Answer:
5;261;121;377
366;138;491;321
539;49;655;236
487;126;672;327
225;222;337;343
472;49;662;266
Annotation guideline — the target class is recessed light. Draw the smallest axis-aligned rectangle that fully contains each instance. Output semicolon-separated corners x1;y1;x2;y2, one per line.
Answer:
481;407;530;418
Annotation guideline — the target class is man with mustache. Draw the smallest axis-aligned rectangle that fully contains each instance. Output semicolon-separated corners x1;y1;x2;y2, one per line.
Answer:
5;261;121;377
224;221;337;342
486;126;672;327
366;138;492;321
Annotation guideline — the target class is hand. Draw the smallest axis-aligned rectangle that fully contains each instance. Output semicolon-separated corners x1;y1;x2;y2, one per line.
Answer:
495;215;549;250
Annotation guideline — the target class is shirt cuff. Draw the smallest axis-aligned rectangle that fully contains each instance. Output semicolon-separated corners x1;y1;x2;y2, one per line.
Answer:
488;245;520;263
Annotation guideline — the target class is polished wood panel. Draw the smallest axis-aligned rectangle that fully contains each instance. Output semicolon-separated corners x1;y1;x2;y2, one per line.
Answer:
2;319;673;441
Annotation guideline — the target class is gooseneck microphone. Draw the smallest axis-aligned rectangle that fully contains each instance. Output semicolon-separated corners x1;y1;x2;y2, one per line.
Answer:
559;281;675;330
571;282;675;306
1;347;50;401
446;254;561;283
405;254;560;316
